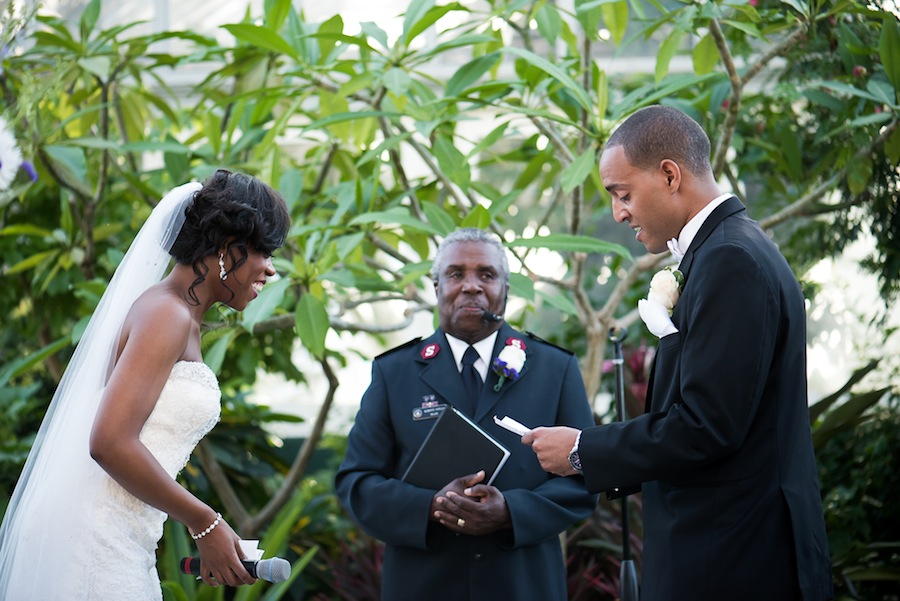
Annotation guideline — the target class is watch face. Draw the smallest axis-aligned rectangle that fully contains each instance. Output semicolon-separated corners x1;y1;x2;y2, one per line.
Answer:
568;451;582;471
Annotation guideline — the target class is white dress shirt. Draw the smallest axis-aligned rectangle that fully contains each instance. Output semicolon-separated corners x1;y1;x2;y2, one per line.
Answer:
672;193;734;264
445;331;498;382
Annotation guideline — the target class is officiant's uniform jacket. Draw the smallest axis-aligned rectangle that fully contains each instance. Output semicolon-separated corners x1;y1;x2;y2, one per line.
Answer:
335;322;597;601
580;197;833;601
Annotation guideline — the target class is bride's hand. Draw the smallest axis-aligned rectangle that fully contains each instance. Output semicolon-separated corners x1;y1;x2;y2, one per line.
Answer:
194;519;257;587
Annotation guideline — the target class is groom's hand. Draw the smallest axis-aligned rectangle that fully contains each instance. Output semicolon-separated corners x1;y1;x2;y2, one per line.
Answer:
522;426;580;476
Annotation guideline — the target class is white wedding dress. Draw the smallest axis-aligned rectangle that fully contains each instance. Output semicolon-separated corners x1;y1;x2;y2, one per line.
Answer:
2;361;220;600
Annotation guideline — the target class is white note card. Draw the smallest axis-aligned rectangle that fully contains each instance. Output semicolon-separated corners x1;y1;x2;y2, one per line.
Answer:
240;540;264;561
493;415;532;437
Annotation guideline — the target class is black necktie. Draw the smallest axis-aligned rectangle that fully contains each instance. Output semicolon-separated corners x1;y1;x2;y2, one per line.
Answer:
461;346;482;414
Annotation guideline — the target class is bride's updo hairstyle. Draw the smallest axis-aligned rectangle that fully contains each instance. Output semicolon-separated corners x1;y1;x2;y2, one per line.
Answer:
169;169;290;304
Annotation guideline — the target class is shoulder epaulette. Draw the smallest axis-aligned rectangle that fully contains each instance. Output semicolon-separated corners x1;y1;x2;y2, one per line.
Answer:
375;336;422;360
525;331;574;355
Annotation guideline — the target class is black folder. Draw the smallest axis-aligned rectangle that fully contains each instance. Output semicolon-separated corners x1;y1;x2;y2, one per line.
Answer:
401;406;511;489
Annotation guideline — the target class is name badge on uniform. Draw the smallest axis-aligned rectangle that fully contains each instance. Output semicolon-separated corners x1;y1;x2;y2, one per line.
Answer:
412;396;447;421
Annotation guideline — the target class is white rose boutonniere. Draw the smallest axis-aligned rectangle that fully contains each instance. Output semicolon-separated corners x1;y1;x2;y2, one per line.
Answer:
639;267;685;338
647;266;684;315
492;340;526;392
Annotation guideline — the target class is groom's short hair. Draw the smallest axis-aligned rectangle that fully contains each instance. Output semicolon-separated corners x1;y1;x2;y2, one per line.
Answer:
605;105;712;177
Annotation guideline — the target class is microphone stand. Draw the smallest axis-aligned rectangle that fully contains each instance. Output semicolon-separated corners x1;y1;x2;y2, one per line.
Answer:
609;326;639;601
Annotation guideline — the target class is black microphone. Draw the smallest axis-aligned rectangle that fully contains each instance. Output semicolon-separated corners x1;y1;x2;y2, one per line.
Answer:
180;556;291;583
482;309;503;322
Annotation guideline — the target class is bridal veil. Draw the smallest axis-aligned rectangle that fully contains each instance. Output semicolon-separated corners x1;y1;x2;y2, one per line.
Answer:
0;182;202;597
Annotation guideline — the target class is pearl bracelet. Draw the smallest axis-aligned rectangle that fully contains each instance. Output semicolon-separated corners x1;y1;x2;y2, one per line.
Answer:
191;513;222;540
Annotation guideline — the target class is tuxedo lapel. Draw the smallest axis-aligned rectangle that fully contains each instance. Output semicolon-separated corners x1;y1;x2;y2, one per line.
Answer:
679;196;744;279
416;330;470;412
474;325;531;421
645;197;745;415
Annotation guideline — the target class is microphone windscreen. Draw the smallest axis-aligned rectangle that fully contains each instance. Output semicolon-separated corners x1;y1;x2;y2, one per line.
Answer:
255;557;291;583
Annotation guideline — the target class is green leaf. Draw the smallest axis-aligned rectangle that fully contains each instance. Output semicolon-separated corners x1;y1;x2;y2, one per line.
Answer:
328;233;361;262
0;224;54;238
43;145;92;197
886;124;900;165
461;205;492;228
203;330;235;376
265;0;292;31
816;80;884;104
80;0;101;39
596;67;608;120
422;203;458;236
776;126;803;182
509;272;535;301
302;110;399;132
692;32;718;76
720;20;763;40
358;130;413;166
575;0;603;39
846;154;871;196
295;293;330;359
507;234;632;259
0;336;70;383
221;24;300;60
535;4;562;43
120;140;191;153
241;278;290;334
446;53;500;97
433;135;471;191
879;14;900;95
467;121;508;159
78;56;111;79
780;0;808;17
402;0;437;45
360;22;389;49
610;73;719;119
601;0;629;46
561;146;597;193
655;29;684;84
503;47;592;111
537;288;579;316
867;79;896;107
812;387;889;450
349;207;441;235
383;67;412;96
316;14;344;64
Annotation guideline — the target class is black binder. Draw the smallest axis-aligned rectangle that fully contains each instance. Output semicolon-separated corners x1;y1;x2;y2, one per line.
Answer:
401;406;511;489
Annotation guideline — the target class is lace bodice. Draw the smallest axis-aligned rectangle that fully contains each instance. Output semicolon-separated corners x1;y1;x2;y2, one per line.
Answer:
86;360;221;599
141;361;221;475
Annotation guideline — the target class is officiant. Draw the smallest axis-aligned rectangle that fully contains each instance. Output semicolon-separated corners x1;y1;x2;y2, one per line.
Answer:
523;106;834;601
335;228;597;601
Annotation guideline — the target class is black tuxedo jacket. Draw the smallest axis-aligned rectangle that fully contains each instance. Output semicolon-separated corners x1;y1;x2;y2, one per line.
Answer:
581;197;833;600
335;324;597;601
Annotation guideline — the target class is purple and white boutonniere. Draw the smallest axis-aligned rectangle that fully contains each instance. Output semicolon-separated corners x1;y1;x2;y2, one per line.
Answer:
492;338;526;392
0;117;37;191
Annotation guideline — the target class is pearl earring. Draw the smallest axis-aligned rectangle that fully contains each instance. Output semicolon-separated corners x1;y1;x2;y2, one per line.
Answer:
218;253;227;281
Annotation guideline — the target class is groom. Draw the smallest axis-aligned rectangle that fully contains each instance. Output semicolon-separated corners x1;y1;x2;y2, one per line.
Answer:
524;106;833;601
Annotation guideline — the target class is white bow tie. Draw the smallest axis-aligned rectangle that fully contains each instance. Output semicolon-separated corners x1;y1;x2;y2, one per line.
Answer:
667;238;684;263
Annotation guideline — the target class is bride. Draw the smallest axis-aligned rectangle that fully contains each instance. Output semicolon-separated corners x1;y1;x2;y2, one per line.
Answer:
0;169;291;599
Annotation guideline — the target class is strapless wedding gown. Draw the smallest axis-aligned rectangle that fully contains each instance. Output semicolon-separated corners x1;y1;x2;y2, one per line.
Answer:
1;361;220;600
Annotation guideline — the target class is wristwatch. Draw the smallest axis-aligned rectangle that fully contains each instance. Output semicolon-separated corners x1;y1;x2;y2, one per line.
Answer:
567;431;583;473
